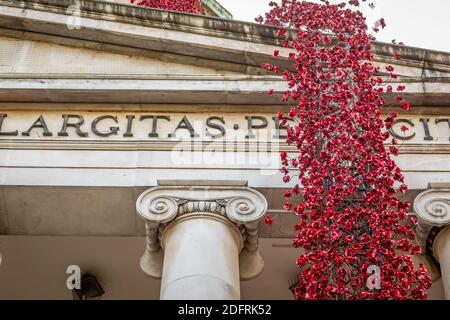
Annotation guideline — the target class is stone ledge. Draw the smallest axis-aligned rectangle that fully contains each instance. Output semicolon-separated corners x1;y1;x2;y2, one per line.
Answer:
157;179;248;187
2;0;450;69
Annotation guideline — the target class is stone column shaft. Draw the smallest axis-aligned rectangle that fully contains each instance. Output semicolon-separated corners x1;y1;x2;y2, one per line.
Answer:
414;184;450;299
160;215;242;300
433;227;450;299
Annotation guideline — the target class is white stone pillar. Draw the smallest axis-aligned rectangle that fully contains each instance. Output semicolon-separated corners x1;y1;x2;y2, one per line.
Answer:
414;184;450;299
136;181;268;300
160;215;242;299
433;226;450;299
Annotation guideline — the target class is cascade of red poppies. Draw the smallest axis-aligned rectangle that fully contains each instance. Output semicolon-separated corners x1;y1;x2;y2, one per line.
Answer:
131;0;204;14
259;0;432;299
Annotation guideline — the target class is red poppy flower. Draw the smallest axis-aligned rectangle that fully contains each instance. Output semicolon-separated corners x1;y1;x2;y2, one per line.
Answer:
390;146;399;156
401;102;411;111
399;184;408;193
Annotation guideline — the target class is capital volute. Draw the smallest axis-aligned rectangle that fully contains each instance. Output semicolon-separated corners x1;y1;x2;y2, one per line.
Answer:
413;184;450;254
414;185;450;228
136;194;179;224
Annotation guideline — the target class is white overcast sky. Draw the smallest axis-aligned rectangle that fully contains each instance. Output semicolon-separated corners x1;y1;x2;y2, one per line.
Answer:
220;0;450;53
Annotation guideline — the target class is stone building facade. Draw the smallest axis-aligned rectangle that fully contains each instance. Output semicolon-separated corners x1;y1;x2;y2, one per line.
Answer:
0;0;449;299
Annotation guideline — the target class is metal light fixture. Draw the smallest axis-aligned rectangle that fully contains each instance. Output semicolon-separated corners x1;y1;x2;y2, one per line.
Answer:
72;274;105;300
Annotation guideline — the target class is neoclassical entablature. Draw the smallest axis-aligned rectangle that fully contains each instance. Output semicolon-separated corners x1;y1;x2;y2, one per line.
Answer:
136;180;268;299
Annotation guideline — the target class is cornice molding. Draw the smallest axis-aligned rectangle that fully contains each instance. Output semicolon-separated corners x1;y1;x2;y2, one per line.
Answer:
0;1;449;105
1;0;449;72
1;78;449;105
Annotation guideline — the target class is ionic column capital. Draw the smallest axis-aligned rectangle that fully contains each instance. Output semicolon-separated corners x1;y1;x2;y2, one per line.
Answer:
136;182;268;280
413;184;450;254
